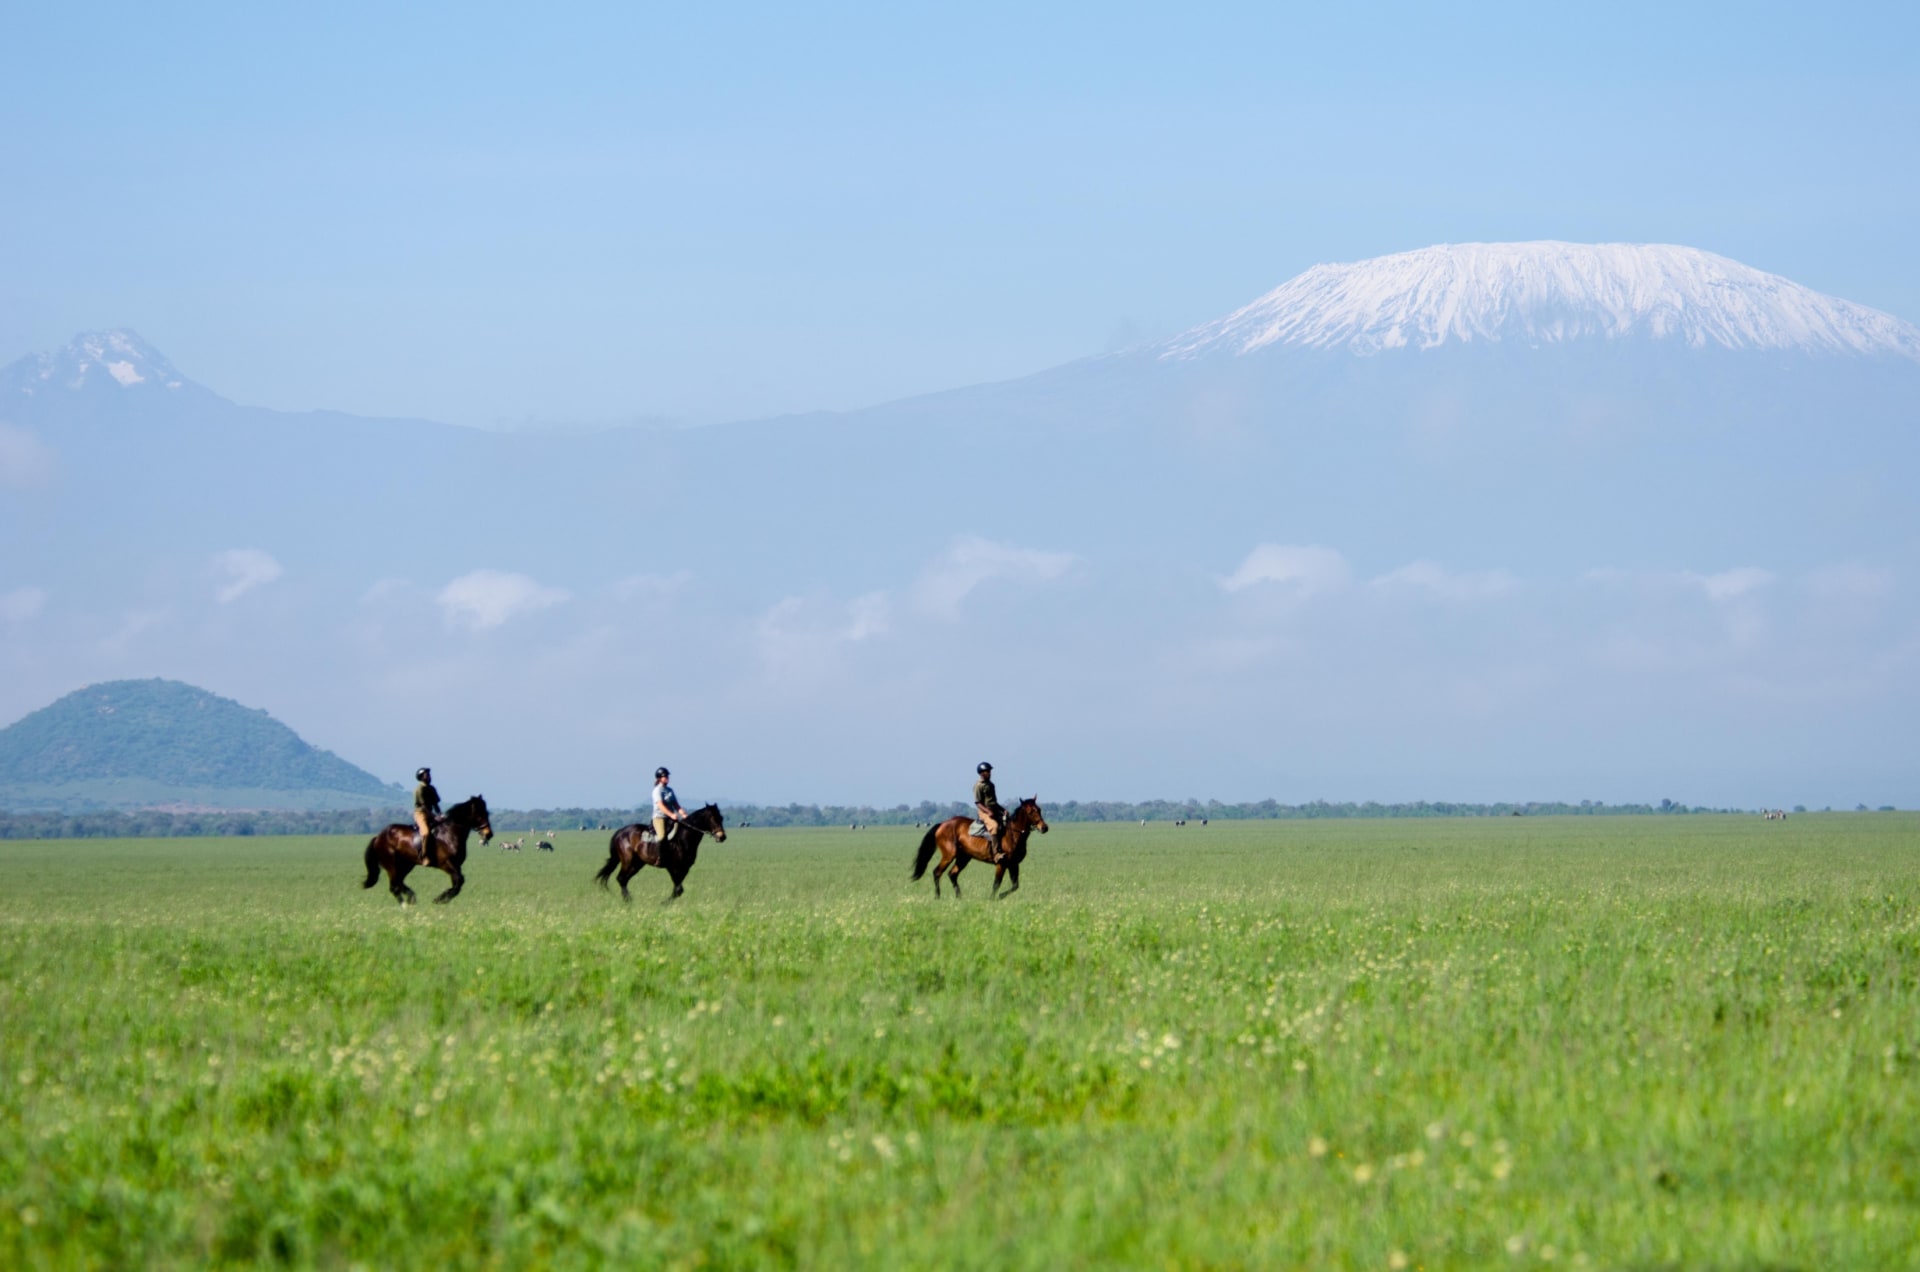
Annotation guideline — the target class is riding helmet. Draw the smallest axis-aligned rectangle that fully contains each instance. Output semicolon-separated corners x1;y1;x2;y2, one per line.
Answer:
655;766;670;779
415;767;430;782
977;761;992;773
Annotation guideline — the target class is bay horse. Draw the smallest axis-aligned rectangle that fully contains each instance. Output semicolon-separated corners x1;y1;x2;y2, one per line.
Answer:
911;797;1048;899
360;794;493;905
594;804;727;902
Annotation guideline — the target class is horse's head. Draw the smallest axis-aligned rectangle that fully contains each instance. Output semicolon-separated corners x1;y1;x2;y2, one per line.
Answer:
693;803;727;843
452;795;493;843
1015;797;1048;835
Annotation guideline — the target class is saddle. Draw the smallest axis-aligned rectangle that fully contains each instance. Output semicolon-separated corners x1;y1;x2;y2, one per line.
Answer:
970;820;993;841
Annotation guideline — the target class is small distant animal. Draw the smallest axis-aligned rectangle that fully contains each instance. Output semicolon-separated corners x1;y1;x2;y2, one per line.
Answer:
537;839;555;852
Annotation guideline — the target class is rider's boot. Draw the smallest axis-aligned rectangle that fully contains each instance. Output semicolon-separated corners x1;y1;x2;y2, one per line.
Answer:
417;829;432;866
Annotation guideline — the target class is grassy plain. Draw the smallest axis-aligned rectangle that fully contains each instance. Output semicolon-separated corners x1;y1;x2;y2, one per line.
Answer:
2;814;1917;1268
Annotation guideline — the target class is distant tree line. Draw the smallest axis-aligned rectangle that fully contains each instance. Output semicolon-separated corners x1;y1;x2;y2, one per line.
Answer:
0;796;1820;840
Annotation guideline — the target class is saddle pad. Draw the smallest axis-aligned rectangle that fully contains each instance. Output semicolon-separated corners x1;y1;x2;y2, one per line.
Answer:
970;821;990;839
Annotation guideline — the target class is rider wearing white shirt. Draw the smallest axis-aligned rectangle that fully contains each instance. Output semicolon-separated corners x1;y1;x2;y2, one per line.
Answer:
651;767;685;848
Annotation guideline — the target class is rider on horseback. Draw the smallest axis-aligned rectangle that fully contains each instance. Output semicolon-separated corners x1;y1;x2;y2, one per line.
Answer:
413;767;440;865
974;761;1008;865
652;767;685;849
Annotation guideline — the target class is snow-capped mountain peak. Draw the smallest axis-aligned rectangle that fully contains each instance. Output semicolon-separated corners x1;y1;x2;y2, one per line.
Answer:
5;329;191;396
1157;242;1920;360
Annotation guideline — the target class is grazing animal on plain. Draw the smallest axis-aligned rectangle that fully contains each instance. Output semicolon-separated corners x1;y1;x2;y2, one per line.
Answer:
911;797;1048;900
595;803;728;902
537;839;555;852
361;795;493;905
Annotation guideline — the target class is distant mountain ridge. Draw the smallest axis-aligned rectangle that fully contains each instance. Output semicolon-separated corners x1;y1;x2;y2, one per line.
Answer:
1156;242;1920;360
1;241;1917;805
0;679;404;812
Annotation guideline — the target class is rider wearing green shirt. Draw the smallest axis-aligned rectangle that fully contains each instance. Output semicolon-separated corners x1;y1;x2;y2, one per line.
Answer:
413;767;440;865
974;761;1007;864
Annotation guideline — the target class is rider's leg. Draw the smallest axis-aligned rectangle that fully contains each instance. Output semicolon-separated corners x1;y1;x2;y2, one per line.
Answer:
653;815;671;851
414;811;432;864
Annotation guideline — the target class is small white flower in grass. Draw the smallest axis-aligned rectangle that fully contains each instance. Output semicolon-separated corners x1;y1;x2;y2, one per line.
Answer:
1308;1136;1329;1158
1540;1244;1558;1261
1425;1121;1445;1141
1352;1163;1375;1184
1506;1234;1526;1255
871;1135;896;1161
1293;1059;1309;1072
1388;1252;1410;1270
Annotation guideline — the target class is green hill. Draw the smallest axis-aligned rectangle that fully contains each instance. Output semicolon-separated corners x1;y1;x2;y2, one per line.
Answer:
0;679;404;812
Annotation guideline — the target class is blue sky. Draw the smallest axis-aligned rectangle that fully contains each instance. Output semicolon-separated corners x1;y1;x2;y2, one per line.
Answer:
3;1;1916;427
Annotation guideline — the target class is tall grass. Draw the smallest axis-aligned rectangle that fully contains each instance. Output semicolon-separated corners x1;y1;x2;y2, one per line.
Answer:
2;815;1915;1267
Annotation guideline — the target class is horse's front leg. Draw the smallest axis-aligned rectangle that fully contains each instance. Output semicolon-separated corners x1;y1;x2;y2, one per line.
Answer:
433;865;465;904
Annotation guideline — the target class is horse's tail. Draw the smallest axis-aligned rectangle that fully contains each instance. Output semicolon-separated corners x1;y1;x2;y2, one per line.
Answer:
362;837;381;889
594;831;621;888
911;824;941;881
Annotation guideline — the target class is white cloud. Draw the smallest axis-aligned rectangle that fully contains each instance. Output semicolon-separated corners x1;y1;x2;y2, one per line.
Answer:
359;577;411;605
756;591;892;679
1687;567;1773;603
844;592;891;641
610;570;693;602
1805;564;1892;600
1372;561;1517;601
1586;565;1775;604
912;537;1075;619
1221;544;1350;595
437;570;570;631
0;586;46;622
0;424;54;489
212;549;284;603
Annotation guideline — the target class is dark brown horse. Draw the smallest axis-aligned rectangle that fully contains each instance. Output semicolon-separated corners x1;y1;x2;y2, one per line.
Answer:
911;797;1048;899
361;795;493;905
594;803;727;902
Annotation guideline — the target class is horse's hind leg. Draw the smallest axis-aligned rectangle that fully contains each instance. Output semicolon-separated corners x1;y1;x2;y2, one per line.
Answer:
386;863;416;906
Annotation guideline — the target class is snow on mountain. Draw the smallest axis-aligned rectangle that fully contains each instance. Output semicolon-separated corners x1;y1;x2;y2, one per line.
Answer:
4;329;191;397
1157;242;1920;360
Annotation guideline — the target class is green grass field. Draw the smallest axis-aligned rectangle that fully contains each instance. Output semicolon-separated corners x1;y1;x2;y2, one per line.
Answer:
2;815;1917;1268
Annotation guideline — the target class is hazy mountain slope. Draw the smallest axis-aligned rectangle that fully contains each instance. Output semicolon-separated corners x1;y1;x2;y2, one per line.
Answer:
0;679;403;811
2;242;1917;805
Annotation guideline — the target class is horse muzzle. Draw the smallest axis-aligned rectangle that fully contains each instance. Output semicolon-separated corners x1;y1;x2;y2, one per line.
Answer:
481;826;494;843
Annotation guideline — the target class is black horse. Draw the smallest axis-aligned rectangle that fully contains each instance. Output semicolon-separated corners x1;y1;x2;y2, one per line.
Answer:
594;804;727;902
361;794;493;905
